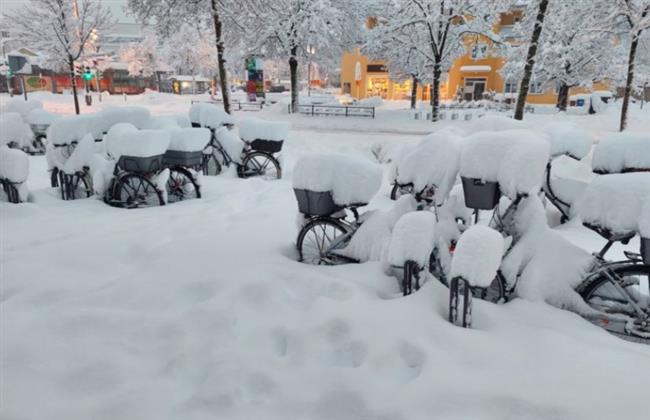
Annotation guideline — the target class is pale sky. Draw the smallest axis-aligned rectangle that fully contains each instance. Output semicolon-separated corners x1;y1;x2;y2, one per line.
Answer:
1;0;135;23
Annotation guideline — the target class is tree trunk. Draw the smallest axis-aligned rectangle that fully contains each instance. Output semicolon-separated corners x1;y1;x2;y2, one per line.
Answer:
156;72;162;92
211;0;231;114
431;62;442;121
410;76;418;109
514;0;549;120
556;83;570;111
289;46;298;113
620;30;642;131
68;57;80;115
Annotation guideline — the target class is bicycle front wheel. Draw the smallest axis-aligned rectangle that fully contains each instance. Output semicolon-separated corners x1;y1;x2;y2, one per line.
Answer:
240;152;281;180
113;173;165;208
297;218;350;265
167;167;201;203
579;264;650;344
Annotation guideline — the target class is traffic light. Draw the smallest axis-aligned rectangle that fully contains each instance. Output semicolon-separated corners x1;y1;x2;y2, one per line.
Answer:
83;66;93;81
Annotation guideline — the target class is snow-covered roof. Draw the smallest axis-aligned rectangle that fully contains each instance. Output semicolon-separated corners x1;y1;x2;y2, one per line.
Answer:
460;65;491;73
170;75;213;83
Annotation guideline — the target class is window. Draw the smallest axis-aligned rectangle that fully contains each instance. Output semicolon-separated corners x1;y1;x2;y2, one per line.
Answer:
505;82;518;93
470;42;489;60
343;82;351;94
367;64;387;73
529;81;544;94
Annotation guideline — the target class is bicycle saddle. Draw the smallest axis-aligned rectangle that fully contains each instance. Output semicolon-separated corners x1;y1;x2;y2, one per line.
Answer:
583;222;636;244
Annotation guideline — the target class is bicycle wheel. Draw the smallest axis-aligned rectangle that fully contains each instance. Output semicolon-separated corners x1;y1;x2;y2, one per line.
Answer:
167;167;201;203
240;152;281;180
64;171;93;200
113;173;165;208
50;167;59;188
296;218;350;265
579;264;650;344
403;260;421;296
390;183;413;200
202;151;222;176
0;179;20;203
449;276;472;328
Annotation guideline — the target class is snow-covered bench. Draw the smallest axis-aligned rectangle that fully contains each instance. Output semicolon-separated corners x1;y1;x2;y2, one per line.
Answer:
393;128;463;206
592;133;650;174
460;129;550;209
0;145;29;203
292;153;382;217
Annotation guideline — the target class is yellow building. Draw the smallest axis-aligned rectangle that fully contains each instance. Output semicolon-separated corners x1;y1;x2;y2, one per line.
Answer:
341;13;609;105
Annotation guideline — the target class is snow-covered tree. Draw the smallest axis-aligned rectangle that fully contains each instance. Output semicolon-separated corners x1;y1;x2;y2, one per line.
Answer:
119;30;160;77
6;0;112;114
243;0;354;113
367;0;506;121
127;0;243;113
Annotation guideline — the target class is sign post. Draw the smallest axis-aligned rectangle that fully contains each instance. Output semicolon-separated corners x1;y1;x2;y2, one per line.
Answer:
245;56;264;103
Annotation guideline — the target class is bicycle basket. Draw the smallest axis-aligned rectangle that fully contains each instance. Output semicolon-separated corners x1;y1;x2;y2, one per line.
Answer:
461;177;501;210
294;188;341;216
250;139;283;154
641;237;650;264
29;123;49;135
163;150;203;167
117;155;164;173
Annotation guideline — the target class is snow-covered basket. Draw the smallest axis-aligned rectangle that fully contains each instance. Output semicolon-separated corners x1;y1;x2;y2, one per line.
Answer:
0;145;29;183
460;129;550;206
163;128;210;167
47;114;99;146
387;211;437;267
574;173;650;235
93;106;152;134
25;109;60;135
198;104;234;129
151;115;191;129
239;118;290;153
3;98;43;117
106;126;170;173
450;225;504;288
395;129;463;203
591;132;650;174
542;121;592;159
0;112;33;148
292;153;382;214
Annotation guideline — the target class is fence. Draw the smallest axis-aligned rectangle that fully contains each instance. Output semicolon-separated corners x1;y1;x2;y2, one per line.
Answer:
293;104;375;118
191;99;264;111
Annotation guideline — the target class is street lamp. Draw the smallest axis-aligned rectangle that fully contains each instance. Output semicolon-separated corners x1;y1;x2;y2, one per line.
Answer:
307;45;315;97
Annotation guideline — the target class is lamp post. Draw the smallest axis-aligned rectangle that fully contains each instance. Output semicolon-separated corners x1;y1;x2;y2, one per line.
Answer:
307;45;315;97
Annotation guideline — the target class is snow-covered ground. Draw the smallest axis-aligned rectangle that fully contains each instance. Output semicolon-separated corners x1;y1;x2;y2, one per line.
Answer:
2;92;650;420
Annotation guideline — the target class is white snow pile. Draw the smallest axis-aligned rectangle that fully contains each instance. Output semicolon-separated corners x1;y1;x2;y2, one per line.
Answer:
167;128;210;152
500;195;594;311
542;121;592;159
591;132;650;173
292;153;382;206
93;106;152;134
105;123;170;159
151;115;191;129
3;98;43;117
0;112;33;147
574;173;650;234
450;225;504;288
25;108;60;126
338;195;417;262
466;115;528;133
189;102;211;124
239;118;290;142
198;104;235;128
395;129;463;203
214;127;245;164
61;134;96;174
640;198;650;239
0;145;29;183
460;129;550;199
47;114;99;146
387;211;437;267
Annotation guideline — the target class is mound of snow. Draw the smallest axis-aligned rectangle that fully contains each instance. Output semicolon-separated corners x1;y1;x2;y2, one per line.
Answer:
105;124;170;159
238;118;290;142
151;115;191;129
574;173;650;234
640;198;650;238
198;104;234;129
25;109;60;126
387;211;437;267
592;132;650;174
0;112;33;147
62;134;96;174
47;114;99;146
3;98;43;117
292;153;382;206
542;121;592;159
168;128;210;152
0;145;29;183
450;225;504;288
189;103;212;124
338;195;417;262
467;115;528;133
396;130;463;203
93;106;152;134
460;129;550;199
214;127;244;164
